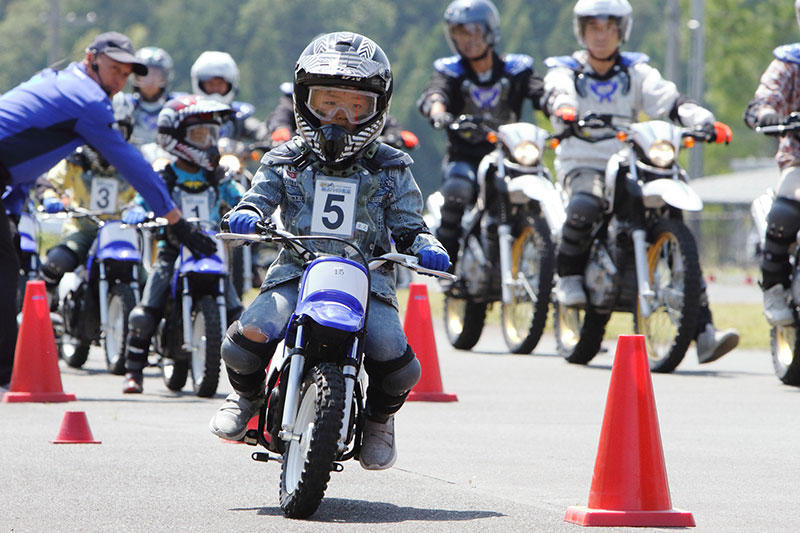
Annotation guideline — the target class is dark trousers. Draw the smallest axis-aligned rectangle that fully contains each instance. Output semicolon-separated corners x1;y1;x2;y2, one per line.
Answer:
0;197;19;385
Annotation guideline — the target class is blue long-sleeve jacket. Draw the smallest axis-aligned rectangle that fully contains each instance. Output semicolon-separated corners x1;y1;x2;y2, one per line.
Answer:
0;62;175;216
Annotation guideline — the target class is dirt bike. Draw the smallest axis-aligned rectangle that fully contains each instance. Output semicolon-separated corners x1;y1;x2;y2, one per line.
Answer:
553;114;721;372
218;224;454;519
50;207;142;374
149;220;230;398
752;115;800;385
426;115;565;354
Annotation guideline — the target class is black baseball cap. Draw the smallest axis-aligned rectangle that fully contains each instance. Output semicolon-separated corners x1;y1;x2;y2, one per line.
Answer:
87;31;148;76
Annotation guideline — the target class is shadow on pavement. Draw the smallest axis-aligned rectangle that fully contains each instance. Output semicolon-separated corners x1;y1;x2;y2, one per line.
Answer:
233;498;504;523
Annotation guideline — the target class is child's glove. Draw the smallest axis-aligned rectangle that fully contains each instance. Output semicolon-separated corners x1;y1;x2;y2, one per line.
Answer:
416;244;450;273
228;211;260;234
171;218;217;257
42;197;64;213
122;206;147;225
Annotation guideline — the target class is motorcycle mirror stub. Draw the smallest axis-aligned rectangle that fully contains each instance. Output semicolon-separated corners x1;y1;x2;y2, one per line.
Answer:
683;137;695;149
616;131;627;142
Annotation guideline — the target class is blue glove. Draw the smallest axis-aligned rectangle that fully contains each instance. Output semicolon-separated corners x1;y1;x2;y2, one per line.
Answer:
122;206;147;225
42;197;64;213
228;211;260;234
416;244;450;273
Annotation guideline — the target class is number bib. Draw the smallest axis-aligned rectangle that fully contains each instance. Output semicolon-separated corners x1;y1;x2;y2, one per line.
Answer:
310;178;357;237
181;192;211;222
89;177;119;213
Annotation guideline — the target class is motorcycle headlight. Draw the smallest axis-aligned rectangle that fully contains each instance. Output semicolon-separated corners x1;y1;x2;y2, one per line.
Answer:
512;142;541;166
647;141;676;168
219;154;242;173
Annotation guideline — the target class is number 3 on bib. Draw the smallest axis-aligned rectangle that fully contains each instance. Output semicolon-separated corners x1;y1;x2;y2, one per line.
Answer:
311;178;357;237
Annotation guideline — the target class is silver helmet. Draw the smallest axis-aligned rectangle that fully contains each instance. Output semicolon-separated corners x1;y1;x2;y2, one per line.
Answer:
573;0;633;47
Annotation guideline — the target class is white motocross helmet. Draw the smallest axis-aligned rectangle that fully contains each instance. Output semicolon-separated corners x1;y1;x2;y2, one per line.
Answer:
573;0;633;47
190;51;240;105
796;0;800;31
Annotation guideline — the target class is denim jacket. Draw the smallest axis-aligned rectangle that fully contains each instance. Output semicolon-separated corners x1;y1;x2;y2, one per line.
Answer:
232;137;440;307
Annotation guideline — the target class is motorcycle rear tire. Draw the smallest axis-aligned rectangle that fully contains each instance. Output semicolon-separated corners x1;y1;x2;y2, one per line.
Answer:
280;363;345;519
60;334;91;369
501;215;555;354
771;324;800;385
190;295;222;398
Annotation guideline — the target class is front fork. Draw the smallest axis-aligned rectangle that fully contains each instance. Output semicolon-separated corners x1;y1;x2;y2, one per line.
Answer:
632;228;655;318
279;324;306;442
498;223;514;304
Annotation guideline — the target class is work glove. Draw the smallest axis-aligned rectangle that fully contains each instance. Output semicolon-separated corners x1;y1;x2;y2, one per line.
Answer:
122;206;147;225
555;106;577;123
42;197;64;213
757;112;783;136
171;218;217;258
416;244;450;273
430;111;454;130
227;210;261;234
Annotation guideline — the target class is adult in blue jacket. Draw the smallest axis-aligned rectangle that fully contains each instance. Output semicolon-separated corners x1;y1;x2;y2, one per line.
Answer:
0;31;215;389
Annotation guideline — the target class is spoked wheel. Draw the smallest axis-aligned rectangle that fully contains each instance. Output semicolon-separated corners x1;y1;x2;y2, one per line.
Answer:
443;296;487;350
104;284;136;375
161;316;188;392
553;300;610;364
189;295;222;398
771;323;800;385
59;333;91;368
280;363;345;519
635;219;701;373
501;217;555;354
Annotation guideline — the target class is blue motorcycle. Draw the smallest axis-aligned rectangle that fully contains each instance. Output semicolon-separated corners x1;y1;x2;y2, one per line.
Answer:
218;224;454;518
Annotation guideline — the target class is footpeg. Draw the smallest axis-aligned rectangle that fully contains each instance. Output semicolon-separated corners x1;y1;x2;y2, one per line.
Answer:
331;462;344;472
251;451;282;463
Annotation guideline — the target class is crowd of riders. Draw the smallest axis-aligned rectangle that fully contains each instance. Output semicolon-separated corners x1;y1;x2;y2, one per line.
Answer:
6;0;800;471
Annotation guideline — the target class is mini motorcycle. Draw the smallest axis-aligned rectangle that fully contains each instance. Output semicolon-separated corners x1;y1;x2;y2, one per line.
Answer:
752;116;800;385
53;208;142;374
153;220;229;398
553;114;721;372
427;115;565;354
218;224;454;519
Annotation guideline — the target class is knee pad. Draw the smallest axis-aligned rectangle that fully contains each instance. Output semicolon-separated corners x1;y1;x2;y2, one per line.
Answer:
221;321;278;376
560;192;604;257
364;345;421;419
40;245;79;286
440;174;476;208
126;306;158;354
766;197;800;244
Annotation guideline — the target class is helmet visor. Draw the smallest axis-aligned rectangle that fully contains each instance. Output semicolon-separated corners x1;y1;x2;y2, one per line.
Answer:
447;23;488;58
134;67;168;88
307;86;379;126
185;123;220;149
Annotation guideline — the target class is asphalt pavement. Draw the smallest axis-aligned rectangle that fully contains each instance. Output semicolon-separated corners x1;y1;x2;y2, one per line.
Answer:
1;312;797;532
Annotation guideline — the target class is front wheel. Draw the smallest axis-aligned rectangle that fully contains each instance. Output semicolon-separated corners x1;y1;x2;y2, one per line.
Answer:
104;284;136;375
500;216;555;354
553;300;610;364
771;324;800;385
280;363;345;519
189;295;222;398
443;296;487;350
60;336;91;368
635;219;701;373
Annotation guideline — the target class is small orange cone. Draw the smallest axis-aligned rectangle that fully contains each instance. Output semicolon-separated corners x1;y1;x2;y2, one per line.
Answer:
564;335;695;527
51;411;101;444
403;283;457;402
3;280;76;403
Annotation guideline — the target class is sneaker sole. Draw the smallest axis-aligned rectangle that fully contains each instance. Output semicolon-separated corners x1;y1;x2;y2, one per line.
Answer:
698;334;740;365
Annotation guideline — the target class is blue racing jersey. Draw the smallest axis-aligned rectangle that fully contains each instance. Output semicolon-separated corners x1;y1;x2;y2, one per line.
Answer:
0;62;175;216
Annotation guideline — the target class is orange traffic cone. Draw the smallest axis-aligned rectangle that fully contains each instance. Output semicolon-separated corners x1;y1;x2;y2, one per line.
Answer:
3;280;76;403
403;283;457;402
564;335;695;527
51;411;101;444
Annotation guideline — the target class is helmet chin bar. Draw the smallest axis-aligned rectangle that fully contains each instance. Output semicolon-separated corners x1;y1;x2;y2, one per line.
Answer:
318;124;349;163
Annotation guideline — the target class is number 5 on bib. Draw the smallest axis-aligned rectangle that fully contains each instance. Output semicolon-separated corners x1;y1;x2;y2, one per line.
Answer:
311;178;358;237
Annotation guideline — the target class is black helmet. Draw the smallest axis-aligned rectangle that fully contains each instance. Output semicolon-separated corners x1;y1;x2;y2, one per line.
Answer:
443;0;500;57
293;32;392;167
157;95;232;171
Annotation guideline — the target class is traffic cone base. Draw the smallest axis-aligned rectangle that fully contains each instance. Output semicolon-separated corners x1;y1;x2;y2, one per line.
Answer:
4;391;76;403
565;335;694;528
3;280;75;403
51;411;101;444
564;506;695;528
403;283;457;402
